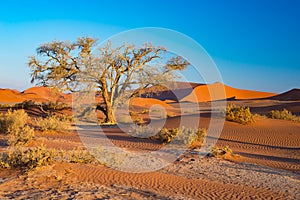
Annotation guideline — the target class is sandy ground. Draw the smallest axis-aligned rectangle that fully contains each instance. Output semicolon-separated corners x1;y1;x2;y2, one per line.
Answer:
0;91;300;199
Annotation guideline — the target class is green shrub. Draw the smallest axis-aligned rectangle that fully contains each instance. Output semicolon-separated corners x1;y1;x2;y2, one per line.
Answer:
0;146;55;169
267;109;300;122
7;126;35;146
225;103;254;125
0;109;28;134
210;146;233;158
36;115;69;132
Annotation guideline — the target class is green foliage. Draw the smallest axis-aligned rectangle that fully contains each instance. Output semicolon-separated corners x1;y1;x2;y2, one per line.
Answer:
210;146;233;158
225;103;254;125
36;115;69;132
0;146;55;169
267;109;300;122
0;109;28;134
7;125;35;146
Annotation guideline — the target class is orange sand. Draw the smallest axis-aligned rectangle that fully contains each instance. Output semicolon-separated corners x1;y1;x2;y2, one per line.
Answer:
182;82;276;102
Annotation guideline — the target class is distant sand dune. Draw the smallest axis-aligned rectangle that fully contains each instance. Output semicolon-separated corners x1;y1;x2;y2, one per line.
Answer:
267;88;300;101
181;82;276;102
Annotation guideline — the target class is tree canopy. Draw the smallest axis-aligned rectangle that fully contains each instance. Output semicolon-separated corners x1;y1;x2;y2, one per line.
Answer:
29;37;190;124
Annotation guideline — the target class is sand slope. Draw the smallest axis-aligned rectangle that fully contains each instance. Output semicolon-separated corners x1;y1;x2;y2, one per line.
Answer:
0;87;71;103
181;82;276;102
268;88;300;101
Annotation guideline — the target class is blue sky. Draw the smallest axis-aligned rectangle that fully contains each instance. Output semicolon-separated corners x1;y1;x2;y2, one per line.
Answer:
0;0;299;93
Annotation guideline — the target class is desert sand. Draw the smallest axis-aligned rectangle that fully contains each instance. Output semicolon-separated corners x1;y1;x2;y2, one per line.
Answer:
0;83;299;199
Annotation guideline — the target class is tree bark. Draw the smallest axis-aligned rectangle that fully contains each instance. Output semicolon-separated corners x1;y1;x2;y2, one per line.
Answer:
101;84;116;124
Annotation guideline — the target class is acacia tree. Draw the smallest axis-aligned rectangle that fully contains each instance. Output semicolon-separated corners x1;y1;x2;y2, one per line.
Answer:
29;37;189;124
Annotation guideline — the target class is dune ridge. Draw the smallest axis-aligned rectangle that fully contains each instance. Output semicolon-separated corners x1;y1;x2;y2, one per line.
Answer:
181;82;277;102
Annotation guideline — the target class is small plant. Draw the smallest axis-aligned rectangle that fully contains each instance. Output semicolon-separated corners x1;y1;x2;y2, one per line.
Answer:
267;109;300;122
129;124;157;138
67;148;98;164
0;104;12;108
132;116;145;124
155;127;207;146
225;103;254;125
55;114;75;123
140;109;149;114
7;125;35;146
156;128;178;143
36;115;69;132
0;109;28;134
15;100;37;109
210;146;233;158
0;146;55;169
116;115;133;124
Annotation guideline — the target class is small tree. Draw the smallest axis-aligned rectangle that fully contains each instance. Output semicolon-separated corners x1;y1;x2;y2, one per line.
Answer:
29;37;189;124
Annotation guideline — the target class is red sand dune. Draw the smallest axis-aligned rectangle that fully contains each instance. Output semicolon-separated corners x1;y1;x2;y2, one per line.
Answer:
140;82;202;101
268;89;300;101
0;87;72;103
0;88;24;103
181;82;276;102
130;97;172;109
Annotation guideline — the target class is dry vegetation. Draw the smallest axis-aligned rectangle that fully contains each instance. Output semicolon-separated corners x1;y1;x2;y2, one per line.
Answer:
225;103;255;125
0;109;35;146
0;108;99;171
210;146;233;158
35;115;71;132
267;109;300;122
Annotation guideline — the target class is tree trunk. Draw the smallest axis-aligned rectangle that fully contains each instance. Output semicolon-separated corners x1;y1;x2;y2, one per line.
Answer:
101;84;116;124
104;103;116;124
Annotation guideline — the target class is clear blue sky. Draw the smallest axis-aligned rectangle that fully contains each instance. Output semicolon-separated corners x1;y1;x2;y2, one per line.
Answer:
0;0;299;93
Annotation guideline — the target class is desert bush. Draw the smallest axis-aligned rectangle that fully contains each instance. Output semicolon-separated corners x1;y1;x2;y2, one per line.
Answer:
0;109;28;134
116;115;133;124
91;147;127;167
7;126;35;146
155;127;207;146
140;109;149;114
209;146;233;158
267;109;300;122
55;114;74;123
41;101;69;111
15;100;37;109
0;146;55;169
129;124;157;138
67;148;98;164
0;104;12;108
156;128;178;143
36;115;69;132
225;103;254;125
